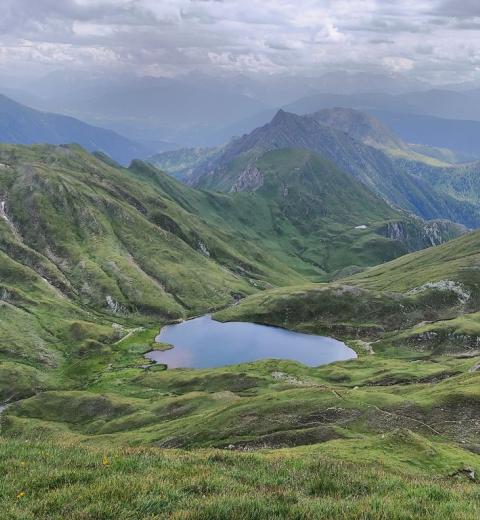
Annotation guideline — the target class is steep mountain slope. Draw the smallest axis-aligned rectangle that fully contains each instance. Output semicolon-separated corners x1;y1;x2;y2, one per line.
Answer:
219;148;464;271
0;144;465;401
0;94;150;165
190;109;402;192
191;110;478;225
309;107;452;166
1;147;478;519
392;157;480;230
408;144;477;164
282;91;480;158
306;109;480;229
349;229;480;294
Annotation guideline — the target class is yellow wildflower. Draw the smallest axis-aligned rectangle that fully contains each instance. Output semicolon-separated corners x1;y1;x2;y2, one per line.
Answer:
16;491;25;499
102;455;110;466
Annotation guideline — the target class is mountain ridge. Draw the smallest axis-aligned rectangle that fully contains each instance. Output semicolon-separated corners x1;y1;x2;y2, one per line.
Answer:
0;93;151;165
189;108;480;227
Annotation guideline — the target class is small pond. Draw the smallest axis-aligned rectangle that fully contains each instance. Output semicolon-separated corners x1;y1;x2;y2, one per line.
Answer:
145;315;356;369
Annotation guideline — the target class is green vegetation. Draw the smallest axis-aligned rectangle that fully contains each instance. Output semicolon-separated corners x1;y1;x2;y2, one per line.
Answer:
2;435;479;520
2;342;479;517
1;143;461;400
218;229;480;341
190;109;480;226
408;143;477;164
1;143;479;518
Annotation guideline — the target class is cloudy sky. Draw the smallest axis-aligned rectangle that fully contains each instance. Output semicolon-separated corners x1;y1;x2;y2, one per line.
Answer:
1;0;480;84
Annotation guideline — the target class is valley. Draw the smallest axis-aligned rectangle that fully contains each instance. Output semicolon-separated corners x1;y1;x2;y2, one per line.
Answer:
4;3;480;518
1;109;479;520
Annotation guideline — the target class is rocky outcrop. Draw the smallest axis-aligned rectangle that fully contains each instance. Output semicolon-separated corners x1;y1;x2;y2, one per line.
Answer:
405;330;480;354
230;166;264;193
408;280;471;305
421;219;467;246
378;219;466;251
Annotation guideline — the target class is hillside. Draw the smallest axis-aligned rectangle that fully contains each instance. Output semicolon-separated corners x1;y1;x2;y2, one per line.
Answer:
0;94;150;165
0;145;478;519
2;430;479;519
283;91;480;158
210;232;480;475
190;109;480;226
369;110;480;160
3;229;480;518
309;107;456;167
1;143;464;400
217;229;480;352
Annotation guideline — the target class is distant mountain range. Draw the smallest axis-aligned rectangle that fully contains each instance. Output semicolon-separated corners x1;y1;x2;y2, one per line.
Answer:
367;110;480;159
285;89;480;122
0;94;151;165
147;87;480;154
5;71;476;149
283;92;480;159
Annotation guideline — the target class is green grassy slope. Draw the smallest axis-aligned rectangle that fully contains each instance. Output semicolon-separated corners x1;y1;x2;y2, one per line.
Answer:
0;143;457;313
217;229;480;354
2;330;479;518
348;228;480;293
193;233;479;509
190;109;479;226
1;144;479;518
1;143;460;401
2;435;479;520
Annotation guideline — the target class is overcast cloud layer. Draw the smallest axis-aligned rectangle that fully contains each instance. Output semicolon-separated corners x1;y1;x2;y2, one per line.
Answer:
1;0;480;84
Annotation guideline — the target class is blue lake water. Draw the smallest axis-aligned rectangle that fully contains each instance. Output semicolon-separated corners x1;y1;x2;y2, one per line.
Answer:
145;315;356;369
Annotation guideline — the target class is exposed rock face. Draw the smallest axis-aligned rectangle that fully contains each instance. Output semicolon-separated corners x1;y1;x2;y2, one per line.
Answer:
382;221;409;242
406;330;480;353
408;280;471;305
0;199;20;239
198;241;210;257
0;287;11;302
105;295;127;314
421;220;467;246
230;166;264;193
451;468;476;482
378;219;466;251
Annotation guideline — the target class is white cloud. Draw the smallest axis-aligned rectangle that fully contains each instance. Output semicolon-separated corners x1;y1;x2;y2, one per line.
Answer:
382;56;415;72
0;0;479;84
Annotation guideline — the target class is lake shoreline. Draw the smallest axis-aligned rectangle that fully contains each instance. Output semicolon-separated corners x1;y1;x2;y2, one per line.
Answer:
145;315;357;369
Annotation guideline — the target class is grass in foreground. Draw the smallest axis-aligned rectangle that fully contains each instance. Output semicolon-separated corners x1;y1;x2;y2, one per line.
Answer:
1;437;479;520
